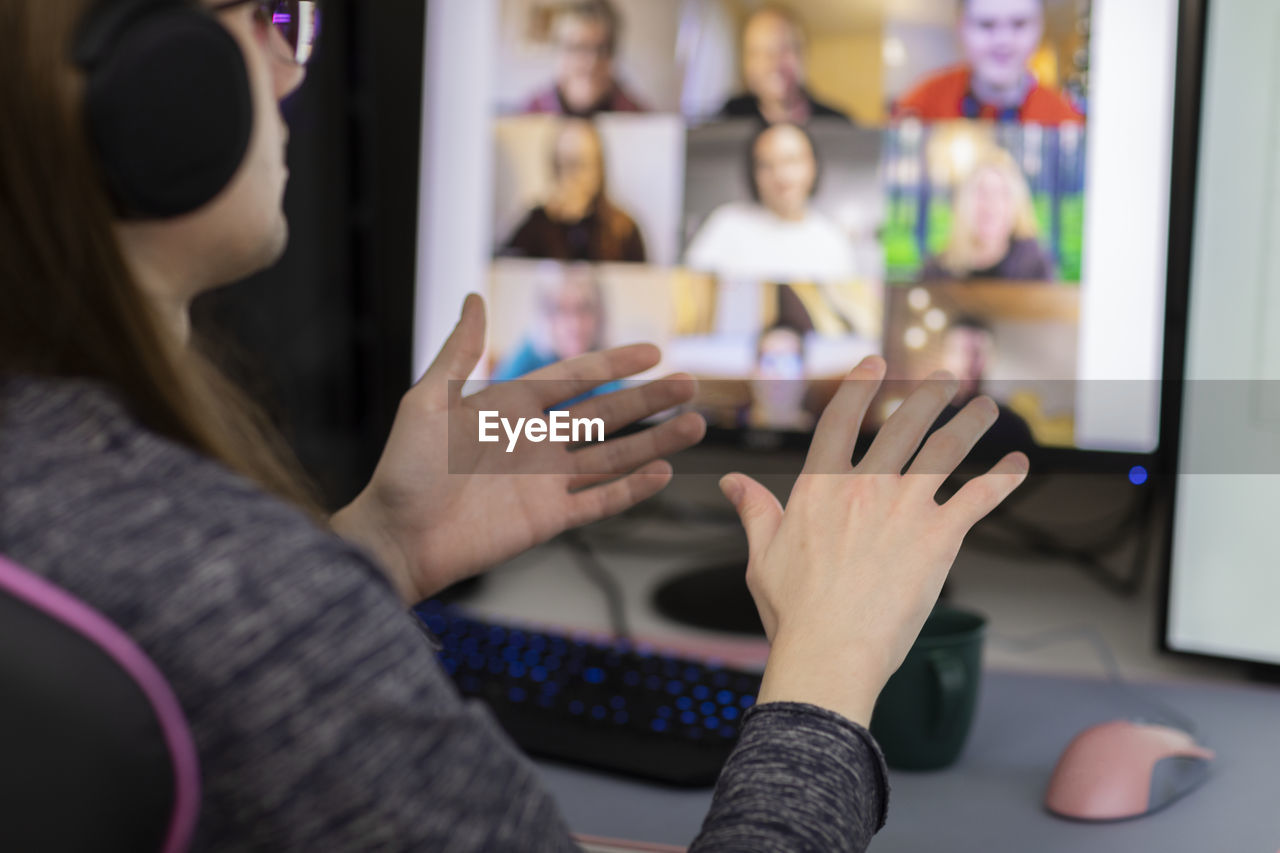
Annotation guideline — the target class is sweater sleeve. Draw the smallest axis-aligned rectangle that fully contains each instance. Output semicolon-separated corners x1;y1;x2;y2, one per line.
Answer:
176;538;584;852
169;531;890;852
180;532;889;851
691;703;890;853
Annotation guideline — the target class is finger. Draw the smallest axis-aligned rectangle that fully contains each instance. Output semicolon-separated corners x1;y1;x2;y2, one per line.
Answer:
802;356;886;475
944;452;1031;530
566;460;674;527
857;370;959;475
569;411;706;489
416;293;486;406
719;473;783;558
519;344;662;406
567;374;698;436
903;395;1000;497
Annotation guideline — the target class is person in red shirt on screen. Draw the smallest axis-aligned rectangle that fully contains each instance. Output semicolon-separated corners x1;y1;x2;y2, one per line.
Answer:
894;0;1082;125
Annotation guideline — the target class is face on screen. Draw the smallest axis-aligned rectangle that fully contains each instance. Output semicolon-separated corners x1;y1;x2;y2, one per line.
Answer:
753;125;816;220
742;10;805;106
552;121;604;212
941;324;993;398
752;326;809;427
555;14;615;110
962;166;1018;249
756;327;805;379
545;268;602;359
959;0;1045;92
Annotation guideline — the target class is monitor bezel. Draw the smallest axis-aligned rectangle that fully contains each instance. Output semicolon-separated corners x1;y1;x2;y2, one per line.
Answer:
1153;0;1280;676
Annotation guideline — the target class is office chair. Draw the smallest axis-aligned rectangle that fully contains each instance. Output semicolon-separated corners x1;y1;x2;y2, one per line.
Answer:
0;555;201;852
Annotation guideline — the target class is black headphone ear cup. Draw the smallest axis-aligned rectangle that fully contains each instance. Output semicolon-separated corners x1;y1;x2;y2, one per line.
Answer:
84;9;253;219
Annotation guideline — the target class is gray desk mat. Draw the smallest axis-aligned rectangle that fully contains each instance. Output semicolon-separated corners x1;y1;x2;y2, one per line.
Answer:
535;670;1280;851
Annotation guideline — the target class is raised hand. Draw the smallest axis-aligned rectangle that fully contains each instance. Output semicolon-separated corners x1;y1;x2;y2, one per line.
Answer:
719;356;1028;726
332;294;706;604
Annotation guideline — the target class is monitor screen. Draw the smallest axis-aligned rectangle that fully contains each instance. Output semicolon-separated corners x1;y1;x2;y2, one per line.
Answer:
1164;0;1280;669
416;0;1180;458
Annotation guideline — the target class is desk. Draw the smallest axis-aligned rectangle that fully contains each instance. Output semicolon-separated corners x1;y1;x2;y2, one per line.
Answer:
461;483;1279;851
535;670;1280;851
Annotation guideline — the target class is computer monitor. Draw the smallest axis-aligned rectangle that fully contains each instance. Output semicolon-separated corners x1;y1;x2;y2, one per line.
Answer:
413;1;1187;629
1160;0;1280;673
417;0;1178;463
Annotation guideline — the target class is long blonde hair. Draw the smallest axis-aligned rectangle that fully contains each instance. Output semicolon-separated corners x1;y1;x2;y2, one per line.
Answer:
0;0;323;516
937;149;1040;277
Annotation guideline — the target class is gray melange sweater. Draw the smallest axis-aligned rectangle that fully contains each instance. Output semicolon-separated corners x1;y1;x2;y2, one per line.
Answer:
0;375;889;851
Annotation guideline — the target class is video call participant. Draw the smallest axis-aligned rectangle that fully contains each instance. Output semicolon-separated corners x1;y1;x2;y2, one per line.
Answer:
523;0;647;117
921;150;1056;281
501;118;647;263
1;2;1028;849
746;324;814;431
718;5;850;126
936;316;1036;454
894;0;1082;125
491;264;617;397
686;122;855;281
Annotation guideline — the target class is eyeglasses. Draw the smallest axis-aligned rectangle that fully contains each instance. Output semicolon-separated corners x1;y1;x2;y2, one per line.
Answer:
210;0;322;66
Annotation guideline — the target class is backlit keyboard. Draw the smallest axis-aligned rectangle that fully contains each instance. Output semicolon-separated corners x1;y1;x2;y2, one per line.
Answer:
414;601;764;786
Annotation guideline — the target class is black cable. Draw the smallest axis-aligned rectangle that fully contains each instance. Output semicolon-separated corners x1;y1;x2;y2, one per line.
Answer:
966;481;1162;596
562;529;632;641
989;482;1158;553
956;469;1151;554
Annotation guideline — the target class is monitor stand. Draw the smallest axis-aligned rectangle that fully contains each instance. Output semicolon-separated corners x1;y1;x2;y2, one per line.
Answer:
651;563;765;636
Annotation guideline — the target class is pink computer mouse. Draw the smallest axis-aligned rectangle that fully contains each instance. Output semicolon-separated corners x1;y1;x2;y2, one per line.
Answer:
1044;720;1215;821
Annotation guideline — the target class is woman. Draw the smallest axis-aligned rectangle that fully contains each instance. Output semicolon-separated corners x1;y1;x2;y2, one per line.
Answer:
501;118;647;263
0;2;1026;850
685;122;856;282
922;149;1057;281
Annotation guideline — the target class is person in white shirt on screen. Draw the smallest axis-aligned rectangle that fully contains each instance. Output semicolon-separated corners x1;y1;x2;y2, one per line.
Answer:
685;122;856;282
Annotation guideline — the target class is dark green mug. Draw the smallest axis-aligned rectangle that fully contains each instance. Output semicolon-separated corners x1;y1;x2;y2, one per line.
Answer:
868;606;986;771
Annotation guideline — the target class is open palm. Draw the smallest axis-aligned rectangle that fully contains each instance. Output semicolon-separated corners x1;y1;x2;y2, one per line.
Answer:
332;294;705;603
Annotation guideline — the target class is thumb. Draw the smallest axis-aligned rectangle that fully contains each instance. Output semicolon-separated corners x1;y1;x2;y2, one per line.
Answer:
719;473;783;558
418;293;486;405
